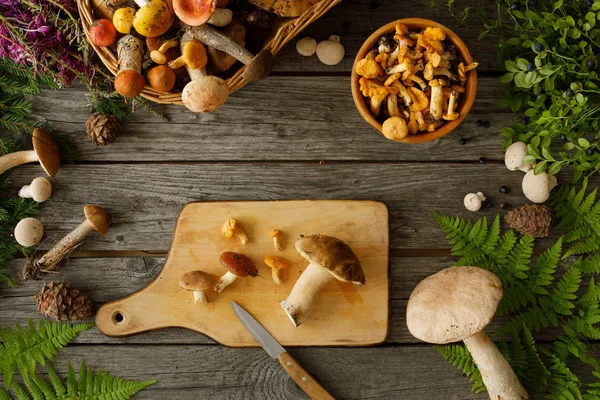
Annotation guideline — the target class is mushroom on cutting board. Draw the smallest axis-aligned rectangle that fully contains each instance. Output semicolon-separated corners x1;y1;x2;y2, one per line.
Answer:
187;24;274;81
505;141;535;172
19;177;52;203
214;252;258;292
280;235;365;327
115;35;146;98
407;267;529;400
221;218;248;244
177;31;229;113
22;205;109;280
14;218;44;247
522;170;557;203
270;229;283;250
132;0;174;37
179;271;214;303
0;129;60;177
264;255;289;285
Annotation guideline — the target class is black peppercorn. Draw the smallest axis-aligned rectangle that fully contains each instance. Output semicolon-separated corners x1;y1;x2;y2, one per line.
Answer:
479;157;487;165
483;200;493;208
499;185;509;193
586;148;594;156
566;89;575;97
476;120;484;127
459;138;467;145
483;121;491;128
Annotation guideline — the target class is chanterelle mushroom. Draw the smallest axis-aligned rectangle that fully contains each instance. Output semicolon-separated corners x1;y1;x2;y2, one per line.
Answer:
22;205;109;281
0;129;60;177
270;229;283;250
407;267;529;400
522;170;557;203
19;177;52;203
214;252;258;292
280;235;365;327
179;271;214;303
221;218;248;244
14;218;44;247
505;141;535;172
265;255;289;285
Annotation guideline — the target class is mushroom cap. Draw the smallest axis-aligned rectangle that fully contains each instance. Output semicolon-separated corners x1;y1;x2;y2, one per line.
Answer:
249;0;314;17
295;234;365;285
32;128;60;177
296;37;317;57
219;252;258;277
269;229;281;238
505;141;533;172
408;87;429;112
522;170;557;203
114;70;146;98
14;218;44;247
28;177;52;202
381;117;408;141
147;65;176;92
133;0;174;37
264;255;289;270
182;76;229;113
173;0;215;26
112;7;135;34
207;20;245;73
316;39;345;66
179;270;213;291
242;49;274;82
407;266;503;344
84;205;109;235
464;192;485;212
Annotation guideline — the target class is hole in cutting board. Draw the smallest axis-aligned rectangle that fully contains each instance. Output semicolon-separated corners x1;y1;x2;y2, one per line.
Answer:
112;312;124;324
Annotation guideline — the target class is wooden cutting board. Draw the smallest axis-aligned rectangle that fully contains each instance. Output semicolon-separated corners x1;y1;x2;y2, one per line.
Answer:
96;200;389;347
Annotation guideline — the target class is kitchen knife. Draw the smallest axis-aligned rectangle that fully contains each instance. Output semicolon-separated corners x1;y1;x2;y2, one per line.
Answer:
231;301;335;400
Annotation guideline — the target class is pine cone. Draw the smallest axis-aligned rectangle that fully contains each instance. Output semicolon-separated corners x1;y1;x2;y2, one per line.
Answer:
85;113;120;146
34;282;94;321
505;204;553;238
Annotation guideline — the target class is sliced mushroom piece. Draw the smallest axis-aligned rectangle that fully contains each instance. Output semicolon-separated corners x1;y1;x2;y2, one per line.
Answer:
214;252;258;292
19;177;52;203
265;255;289;285
280;235;365;327
429;79;444;120
115;35;145;98
443;91;460;121
221;218;248;244
179;271;214;303
407;267;529;400
23;205;109;280
0;129;60;177
187;24;274;81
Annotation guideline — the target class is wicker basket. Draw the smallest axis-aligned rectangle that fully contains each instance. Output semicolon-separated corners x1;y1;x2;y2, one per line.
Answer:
78;0;342;106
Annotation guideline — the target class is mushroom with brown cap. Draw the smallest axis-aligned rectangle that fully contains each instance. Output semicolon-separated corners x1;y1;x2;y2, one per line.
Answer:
316;35;345;66
221;218;248;244
14;218;44;247
0;129;60;177
264;255;289;285
407;266;529;400
207;19;246;73
179;270;214;303
22;205;109;280
505;141;535;172
522;170;557;203
115;35;146;98
187;24;274;81
147;65;176;92
382;117;409;141
132;0;174;37
280;235;365;327
19;177;52;203
214;251;258;292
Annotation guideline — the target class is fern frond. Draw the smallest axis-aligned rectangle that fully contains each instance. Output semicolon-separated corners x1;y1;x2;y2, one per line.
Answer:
435;345;486;393
0;320;93;388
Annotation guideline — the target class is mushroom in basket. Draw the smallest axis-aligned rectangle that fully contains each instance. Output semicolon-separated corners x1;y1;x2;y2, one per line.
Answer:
115;35;146;98
280;235;365;327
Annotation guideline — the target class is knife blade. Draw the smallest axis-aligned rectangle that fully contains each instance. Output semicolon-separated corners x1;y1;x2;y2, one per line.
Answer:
231;301;336;400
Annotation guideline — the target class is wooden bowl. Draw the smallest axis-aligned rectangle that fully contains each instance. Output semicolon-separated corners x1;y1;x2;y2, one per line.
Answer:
351;18;478;144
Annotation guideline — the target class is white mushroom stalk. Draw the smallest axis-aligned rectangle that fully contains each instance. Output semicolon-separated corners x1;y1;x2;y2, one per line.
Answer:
214;271;238;292
0;129;60;176
281;263;333;325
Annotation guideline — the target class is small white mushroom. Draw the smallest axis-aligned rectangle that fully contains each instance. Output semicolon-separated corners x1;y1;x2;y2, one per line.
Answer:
464;192;486;212
505;142;535;172
19;177;52;203
522;170;557;203
207;8;233;27
296;37;317;57
316;35;345;66
14;218;44;247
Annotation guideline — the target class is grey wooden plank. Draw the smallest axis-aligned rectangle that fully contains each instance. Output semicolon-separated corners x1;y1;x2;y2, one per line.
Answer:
31;76;507;162
41;344;487;399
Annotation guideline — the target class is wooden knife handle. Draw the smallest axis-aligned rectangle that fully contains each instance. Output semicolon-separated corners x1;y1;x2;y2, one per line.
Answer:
279;352;335;400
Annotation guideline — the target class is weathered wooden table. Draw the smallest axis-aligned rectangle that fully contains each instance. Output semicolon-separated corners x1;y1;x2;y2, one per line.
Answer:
0;0;570;398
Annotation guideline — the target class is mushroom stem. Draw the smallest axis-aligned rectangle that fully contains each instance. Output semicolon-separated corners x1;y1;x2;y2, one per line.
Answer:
272;267;281;285
280;263;333;327
0;150;39;175
34;219;94;271
189;24;254;64
193;290;207;304
214;271;238;293
463;331;529;400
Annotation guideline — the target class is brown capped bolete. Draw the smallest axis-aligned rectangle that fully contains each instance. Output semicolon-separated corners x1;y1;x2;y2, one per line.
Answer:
221;218;248;244
178;31;229;113
179;270;214;303
22;205;109;281
187;24;274;81
407;267;529;400
147;66;176;92
19;177;52;203
0;129;60;177
207;19;246;74
280;235;365;327
264;255;289;285
214;252;258;292
115;35;146;98
14;218;44;247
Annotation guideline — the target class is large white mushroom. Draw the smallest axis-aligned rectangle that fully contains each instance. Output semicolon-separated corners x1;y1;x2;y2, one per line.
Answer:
505;142;534;172
522;170;557;203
